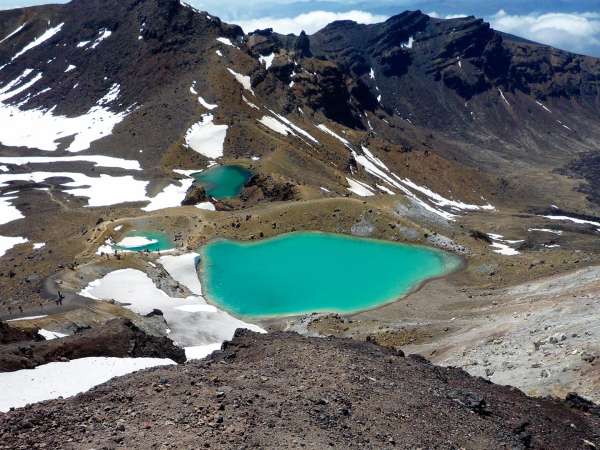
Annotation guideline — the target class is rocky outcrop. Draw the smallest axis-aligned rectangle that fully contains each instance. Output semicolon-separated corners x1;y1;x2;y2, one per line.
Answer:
241;174;298;203
181;182;208;206
0;319;186;372
0;322;43;345
0;331;598;448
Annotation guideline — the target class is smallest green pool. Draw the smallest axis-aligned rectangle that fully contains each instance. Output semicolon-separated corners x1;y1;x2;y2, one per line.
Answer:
114;231;174;252
192;165;252;199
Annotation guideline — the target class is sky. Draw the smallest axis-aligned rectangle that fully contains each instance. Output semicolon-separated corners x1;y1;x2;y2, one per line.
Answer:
1;0;599;57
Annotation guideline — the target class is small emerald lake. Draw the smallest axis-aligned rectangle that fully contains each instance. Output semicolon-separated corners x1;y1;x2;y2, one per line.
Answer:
114;231;174;253
192;165;252;199
200;232;461;318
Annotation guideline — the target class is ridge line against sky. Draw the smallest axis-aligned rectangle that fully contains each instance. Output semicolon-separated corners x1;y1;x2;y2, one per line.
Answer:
1;0;599;57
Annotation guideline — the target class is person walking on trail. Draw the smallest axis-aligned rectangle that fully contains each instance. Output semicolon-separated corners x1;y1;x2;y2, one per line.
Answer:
57;290;65;307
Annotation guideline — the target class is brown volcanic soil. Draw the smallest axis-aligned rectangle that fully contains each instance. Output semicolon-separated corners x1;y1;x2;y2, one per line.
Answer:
0;331;599;449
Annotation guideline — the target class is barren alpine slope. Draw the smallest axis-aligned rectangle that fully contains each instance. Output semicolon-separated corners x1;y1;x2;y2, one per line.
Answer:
1;331;599;449
0;0;600;442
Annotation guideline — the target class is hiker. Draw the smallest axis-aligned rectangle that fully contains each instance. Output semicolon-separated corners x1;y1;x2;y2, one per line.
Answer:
57;290;65;307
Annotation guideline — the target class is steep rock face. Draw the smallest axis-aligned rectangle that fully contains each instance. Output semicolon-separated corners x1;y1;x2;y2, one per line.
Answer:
0;331;598;448
0;318;186;372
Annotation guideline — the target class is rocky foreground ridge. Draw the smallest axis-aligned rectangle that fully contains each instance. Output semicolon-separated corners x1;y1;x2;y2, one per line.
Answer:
0;330;598;449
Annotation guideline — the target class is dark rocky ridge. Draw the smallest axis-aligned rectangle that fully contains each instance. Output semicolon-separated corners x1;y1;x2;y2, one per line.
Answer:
0;318;186;372
0;330;598;449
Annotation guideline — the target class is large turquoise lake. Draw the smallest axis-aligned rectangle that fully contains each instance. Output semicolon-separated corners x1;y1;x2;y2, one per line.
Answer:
200;232;461;318
192;165;252;199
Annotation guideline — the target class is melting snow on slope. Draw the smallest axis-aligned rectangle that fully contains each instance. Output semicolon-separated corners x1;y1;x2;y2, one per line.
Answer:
258;116;290;136
79;268;265;358
142;178;194;212
87;29;112;50
535;100;552;113
227;68;254;95
317;124;352;148
542;215;600;230
0;22;27;45
0;357;175;412
11;23;64;61
198;96;218;110
0;71;129;152
216;37;234;47
346;177;375;197
528;228;563;235
487;233;523;256
402;36;414;49
498;88;510;106
158;253;203;295
348;145;494;220
185;114;228;159
259;53;275;69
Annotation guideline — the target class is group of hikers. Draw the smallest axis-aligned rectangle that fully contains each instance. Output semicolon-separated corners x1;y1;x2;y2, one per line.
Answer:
4;290;65;320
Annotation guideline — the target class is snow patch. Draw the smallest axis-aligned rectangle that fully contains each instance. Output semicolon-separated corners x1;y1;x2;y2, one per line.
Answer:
0;196;24;225
346;177;375;197
185;114;228;159
142;178;193;212
227;68;254;95
216;37;234;47
0;155;142;171
259;53;275;69
198;96;218;110
0;357;175;412
0;235;28;258
0;22;27;45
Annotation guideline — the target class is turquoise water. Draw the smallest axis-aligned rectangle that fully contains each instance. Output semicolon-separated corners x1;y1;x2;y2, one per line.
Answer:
200;232;461;318
114;231;174;252
192;165;252;199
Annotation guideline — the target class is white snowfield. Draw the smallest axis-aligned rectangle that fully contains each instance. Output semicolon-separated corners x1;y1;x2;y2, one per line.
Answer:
0;155;142;171
79;267;265;358
0;172;149;207
0;235;28;258
0;196;24;225
185;113;228;159
0;357;175;412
